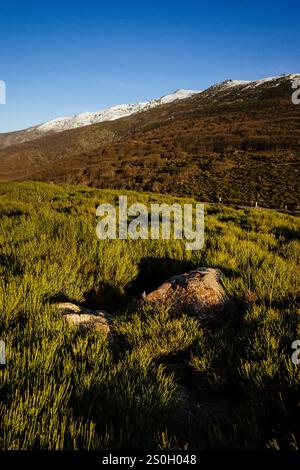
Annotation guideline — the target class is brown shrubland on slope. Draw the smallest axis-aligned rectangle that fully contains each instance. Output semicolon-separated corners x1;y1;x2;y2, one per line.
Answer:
0;74;299;208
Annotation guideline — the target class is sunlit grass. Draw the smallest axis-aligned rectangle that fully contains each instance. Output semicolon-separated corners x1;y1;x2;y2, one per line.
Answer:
0;181;299;449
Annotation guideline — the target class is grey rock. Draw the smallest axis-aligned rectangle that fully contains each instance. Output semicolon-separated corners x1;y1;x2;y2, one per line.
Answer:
56;302;112;334
145;267;235;323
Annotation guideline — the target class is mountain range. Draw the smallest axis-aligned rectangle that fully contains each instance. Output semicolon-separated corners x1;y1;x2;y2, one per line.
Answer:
0;89;201;149
0;73;299;209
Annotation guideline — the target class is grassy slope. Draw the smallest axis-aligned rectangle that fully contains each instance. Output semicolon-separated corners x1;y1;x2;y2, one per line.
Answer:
0;181;299;449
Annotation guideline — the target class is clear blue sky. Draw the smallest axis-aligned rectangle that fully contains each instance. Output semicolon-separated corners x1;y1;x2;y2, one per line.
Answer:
0;0;299;132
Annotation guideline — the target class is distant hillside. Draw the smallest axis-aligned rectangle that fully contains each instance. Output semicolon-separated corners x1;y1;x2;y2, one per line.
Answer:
0;89;201;149
0;74;299;209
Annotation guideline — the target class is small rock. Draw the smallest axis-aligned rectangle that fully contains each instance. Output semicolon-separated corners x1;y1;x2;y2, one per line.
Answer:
145;267;235;323
56;302;112;334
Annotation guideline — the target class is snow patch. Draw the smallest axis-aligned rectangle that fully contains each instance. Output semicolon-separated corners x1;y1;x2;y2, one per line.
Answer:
36;89;202;134
218;74;300;91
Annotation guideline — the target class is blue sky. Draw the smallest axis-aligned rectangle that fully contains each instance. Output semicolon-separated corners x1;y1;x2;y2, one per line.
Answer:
0;0;299;132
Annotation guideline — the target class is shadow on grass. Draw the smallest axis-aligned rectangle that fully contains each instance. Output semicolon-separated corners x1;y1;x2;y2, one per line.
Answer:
126;257;196;297
82;258;197;313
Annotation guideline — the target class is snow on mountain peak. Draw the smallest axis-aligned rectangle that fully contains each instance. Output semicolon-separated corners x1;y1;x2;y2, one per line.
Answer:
36;89;202;134
159;89;201;104
10;74;300;141
216;74;300;91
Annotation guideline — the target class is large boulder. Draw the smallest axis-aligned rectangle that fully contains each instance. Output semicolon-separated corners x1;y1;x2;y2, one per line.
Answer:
144;267;235;323
56;302;113;334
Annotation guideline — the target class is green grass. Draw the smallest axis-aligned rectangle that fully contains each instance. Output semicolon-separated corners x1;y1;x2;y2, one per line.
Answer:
0;181;299;449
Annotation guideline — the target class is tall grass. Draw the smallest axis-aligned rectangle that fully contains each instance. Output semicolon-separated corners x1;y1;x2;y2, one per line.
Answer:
0;181;299;449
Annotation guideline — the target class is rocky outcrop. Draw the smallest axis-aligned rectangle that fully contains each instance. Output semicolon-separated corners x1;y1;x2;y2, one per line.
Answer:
145;267;235;323
56;302;113;334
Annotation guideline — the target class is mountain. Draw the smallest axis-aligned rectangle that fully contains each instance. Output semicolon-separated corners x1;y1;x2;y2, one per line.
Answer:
0;89;201;149
0;74;299;209
36;88;201;132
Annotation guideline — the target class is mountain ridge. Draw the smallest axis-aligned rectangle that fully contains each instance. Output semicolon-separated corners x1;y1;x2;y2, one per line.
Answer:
1;73;299;150
0;89;201;149
0;73;299;210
